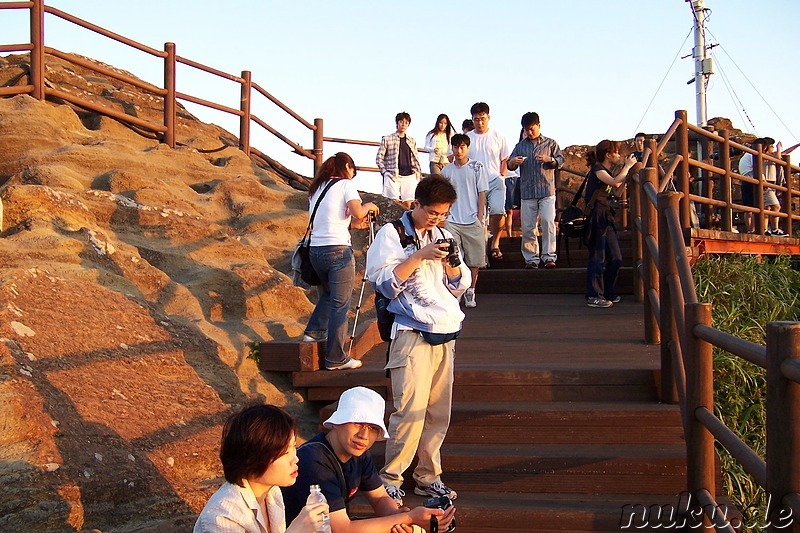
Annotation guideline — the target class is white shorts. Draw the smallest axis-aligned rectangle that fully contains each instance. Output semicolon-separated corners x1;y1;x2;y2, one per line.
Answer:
764;188;780;208
383;173;419;202
487;175;507;216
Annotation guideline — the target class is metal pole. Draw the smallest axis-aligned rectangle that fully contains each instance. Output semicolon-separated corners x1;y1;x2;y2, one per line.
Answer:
690;0;710;127
348;214;375;358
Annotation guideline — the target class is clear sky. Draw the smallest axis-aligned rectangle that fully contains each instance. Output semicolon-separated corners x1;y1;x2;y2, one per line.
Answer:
4;0;799;192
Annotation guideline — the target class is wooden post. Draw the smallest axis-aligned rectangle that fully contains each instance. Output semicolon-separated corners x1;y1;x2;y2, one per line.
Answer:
766;322;800;533
30;0;45;101
701;126;714;228
163;42;176;148
720;130;733;232
675;110;692;230
313;118;323;178
630;165;644;302
658;192;681;404
239;70;251;156
641;160;660;344
755;144;765;235
684;303;716;523
781;154;793;237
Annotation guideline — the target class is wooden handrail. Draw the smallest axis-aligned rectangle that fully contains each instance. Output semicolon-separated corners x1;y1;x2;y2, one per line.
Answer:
696;407;767;488
693;324;767;368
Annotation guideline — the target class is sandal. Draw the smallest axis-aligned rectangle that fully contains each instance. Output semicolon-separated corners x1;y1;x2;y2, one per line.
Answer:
491;248;503;260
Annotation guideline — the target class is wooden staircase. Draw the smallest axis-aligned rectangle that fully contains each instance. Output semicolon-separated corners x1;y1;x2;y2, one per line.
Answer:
260;231;740;531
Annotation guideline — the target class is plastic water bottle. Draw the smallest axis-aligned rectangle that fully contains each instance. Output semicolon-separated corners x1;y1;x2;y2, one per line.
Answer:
306;484;331;533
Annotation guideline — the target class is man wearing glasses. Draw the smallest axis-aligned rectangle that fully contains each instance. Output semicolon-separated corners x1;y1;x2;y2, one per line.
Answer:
366;176;471;507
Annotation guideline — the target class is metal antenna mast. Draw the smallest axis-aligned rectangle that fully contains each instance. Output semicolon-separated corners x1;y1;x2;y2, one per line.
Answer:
688;0;713;126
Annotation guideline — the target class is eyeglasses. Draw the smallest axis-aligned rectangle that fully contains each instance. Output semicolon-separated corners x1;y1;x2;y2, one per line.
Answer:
353;423;381;435
422;206;450;220
472;115;489;123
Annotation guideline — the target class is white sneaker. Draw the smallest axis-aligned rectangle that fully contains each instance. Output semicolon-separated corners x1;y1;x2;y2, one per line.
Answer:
384;485;405;507
326;358;362;371
463;288;476;308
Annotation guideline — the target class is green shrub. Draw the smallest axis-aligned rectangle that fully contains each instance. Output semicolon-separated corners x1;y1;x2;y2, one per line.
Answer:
693;254;800;528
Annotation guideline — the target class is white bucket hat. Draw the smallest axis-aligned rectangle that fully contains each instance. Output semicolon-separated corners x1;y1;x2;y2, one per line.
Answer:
322;387;390;440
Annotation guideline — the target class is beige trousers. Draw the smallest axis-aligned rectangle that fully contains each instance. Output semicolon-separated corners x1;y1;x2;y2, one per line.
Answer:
380;330;455;488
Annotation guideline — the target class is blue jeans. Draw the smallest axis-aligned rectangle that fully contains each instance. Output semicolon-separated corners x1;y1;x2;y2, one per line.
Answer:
305;245;355;366
586;219;622;299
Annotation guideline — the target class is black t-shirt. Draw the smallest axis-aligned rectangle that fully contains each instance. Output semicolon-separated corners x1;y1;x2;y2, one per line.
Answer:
280;433;382;523
584;163;613;206
398;136;413;176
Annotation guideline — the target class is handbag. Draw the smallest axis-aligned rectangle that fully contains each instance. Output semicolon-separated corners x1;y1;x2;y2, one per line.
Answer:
559;174;589;239
291;180;337;287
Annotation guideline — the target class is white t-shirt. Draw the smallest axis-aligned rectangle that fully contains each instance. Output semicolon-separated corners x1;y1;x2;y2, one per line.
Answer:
441;159;490;224
467;128;510;179
308;179;361;246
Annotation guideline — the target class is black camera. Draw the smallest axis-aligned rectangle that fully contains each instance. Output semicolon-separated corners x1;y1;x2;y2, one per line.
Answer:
424;496;455;532
435;238;461;268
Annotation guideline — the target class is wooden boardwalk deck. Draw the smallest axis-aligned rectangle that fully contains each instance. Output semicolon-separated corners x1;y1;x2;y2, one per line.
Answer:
275;293;718;531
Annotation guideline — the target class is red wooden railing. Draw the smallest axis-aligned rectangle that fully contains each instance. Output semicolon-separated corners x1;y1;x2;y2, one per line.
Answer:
628;117;800;531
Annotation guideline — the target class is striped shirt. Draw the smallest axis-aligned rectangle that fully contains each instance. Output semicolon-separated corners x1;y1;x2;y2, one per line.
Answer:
509;135;564;199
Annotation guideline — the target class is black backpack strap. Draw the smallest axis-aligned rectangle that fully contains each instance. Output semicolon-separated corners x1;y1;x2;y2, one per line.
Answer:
571;174;590;207
391;215;418;249
300;441;348;502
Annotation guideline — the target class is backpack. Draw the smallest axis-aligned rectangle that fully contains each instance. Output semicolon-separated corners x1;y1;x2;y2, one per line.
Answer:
375;219;416;342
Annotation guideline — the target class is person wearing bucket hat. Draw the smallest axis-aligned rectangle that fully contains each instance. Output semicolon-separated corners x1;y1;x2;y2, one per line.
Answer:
281;387;455;533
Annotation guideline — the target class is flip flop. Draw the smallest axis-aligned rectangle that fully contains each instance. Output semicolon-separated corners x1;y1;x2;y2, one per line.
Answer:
491;248;503;260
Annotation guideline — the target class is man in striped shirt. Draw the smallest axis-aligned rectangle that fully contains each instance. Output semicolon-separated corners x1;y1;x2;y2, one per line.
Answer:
507;112;564;269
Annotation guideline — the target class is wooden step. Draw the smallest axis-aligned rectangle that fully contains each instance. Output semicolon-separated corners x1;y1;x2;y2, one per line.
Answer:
368;443;686;495
346;490;733;532
319;400;684;445
476;267;634;294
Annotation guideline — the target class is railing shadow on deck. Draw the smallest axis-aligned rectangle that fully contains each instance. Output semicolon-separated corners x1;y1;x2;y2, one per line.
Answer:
626;115;800;531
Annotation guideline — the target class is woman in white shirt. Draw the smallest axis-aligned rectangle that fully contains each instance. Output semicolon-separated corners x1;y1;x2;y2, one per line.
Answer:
194;405;328;533
303;152;379;370
424;114;454;175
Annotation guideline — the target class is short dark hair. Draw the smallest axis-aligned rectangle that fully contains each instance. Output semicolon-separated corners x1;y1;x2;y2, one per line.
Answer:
220;404;296;486
415;175;457;206
470;102;490;116
635;132;647;140
395;112;411;124
450;133;470;147
461;119;474;132
521;112;540;129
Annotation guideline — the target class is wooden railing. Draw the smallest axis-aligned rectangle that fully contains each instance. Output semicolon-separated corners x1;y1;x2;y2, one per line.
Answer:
0;0;325;180
628;113;800;531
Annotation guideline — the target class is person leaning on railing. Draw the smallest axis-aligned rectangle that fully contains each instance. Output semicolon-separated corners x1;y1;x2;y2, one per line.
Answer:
583;140;637;309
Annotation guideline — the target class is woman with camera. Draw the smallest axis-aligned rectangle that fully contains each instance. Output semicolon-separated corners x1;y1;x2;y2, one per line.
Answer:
302;152;379;370
583;140;637;308
194;404;328;533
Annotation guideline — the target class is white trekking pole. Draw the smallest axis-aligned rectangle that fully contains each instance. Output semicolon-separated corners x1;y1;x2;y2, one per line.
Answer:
348;212;376;358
